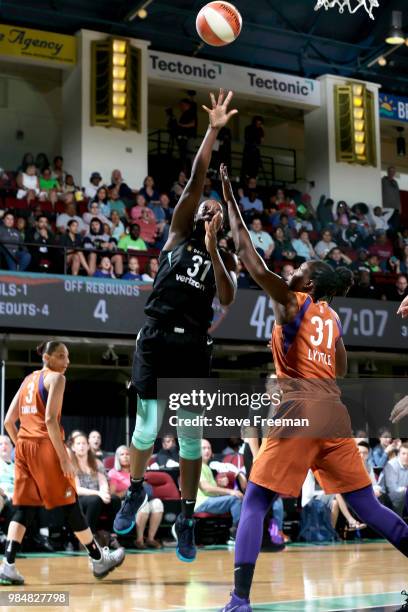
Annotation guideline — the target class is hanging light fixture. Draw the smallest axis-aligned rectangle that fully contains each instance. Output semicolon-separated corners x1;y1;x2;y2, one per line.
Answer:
386;11;405;45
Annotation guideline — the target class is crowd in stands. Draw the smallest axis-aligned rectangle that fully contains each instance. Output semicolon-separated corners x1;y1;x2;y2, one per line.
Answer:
0;151;407;301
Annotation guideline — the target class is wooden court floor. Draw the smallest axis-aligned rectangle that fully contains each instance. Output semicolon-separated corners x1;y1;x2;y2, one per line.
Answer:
1;542;407;611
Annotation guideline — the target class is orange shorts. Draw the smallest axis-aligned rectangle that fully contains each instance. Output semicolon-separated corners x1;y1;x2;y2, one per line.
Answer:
250;437;372;497
13;437;76;509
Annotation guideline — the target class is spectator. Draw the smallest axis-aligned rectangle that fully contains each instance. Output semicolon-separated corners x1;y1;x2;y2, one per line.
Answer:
385;274;408;302
158;193;174;223
70;432;121;548
156;435;179;468
56;199;86;234
142;257;159;283
16;217;27;242
372;429;398;468
93;187;111;218
26;214;55;272
348;270;379;299
39;167;59;207
170;171;188;205
137;208;158;247
35;153;50;174
316;197;335;230
122;256;142;281
17;152;34;173
378;443;408;516
195;440;243;540
109;169;134;201
382;167;401;212
357;442;381;496
62;174;78;195
108;187;128;220
325;247;352;269
110;211;125;242
88;431;105;460
58;219;91;276
242;116;264;179
108;446;163;549
118;224;148;252
371;206;393;232
315;230;337;259
0;212;31;271
236;259;251;288
351;248;370;273
339;218;365;250
130;194;156;224
93;256;115;279
16;163;41;204
249;218;274;259
200;177;221;203
334;201;350;228
85;172;103;199
367;253;381;273
277;191;296;218
273;227;297;262
292;229;315;261
83;198;111;230
400;245;408;275
83;218;123;277
368;231;394;262
52;155;65;186
279;213;296;236
240;191;264;215
139;176;159;203
280;263;295;282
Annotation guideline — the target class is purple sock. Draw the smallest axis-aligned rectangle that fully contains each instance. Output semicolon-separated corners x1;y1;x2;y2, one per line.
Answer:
234;481;277;599
344;485;408;555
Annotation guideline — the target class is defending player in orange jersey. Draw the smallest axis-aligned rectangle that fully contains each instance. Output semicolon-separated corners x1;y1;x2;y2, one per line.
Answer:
220;164;408;612
0;340;125;585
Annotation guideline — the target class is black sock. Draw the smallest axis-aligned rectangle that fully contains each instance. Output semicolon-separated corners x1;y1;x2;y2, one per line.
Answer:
5;540;20;565
181;499;196;519
85;539;102;561
234;563;255;600
130;477;144;494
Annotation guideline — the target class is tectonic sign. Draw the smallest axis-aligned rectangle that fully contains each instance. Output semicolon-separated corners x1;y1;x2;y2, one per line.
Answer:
0;24;76;66
379;92;408;123
149;51;321;109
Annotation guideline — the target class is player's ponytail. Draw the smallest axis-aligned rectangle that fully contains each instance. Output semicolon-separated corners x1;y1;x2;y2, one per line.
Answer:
36;340;63;359
310;261;353;302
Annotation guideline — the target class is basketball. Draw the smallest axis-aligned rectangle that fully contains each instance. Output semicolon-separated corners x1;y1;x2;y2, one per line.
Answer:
196;2;242;47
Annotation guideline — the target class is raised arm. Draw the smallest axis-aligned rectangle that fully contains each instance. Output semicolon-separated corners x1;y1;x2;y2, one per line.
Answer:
166;90;237;249
221;165;294;308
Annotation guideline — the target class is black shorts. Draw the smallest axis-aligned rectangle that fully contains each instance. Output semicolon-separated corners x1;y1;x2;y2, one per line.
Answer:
132;320;213;399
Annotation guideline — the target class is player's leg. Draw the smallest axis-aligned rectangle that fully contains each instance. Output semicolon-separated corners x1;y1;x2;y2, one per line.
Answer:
0;506;36;585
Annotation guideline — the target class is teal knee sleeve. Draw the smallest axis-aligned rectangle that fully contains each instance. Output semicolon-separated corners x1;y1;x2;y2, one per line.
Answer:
178;437;202;461
177;408;203;460
132;398;166;451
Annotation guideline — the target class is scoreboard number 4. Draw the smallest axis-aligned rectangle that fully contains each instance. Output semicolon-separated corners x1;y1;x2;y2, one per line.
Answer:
93;299;109;323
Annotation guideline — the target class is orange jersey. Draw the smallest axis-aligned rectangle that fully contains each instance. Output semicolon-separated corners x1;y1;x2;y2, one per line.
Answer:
17;369;63;439
272;292;343;379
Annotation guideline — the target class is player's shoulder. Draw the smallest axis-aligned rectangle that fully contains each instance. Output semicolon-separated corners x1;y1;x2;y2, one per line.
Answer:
293;291;312;308
44;371;66;386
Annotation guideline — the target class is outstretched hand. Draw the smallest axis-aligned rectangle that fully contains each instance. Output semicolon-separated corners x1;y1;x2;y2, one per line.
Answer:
390;396;408;424
220;163;234;203
205;212;222;254
203;89;238;130
397;295;408;319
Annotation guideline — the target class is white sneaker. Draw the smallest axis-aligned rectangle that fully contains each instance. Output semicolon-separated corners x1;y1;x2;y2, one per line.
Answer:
90;546;125;579
0;562;24;585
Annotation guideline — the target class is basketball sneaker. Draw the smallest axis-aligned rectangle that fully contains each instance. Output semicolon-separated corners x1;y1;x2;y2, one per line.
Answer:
396;589;408;610
220;591;252;612
0;562;24;585
172;514;196;563
90;546;125;580
113;487;148;535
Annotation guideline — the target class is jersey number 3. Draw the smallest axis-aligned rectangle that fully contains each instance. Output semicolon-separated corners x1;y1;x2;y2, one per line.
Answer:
187;255;211;282
25;381;35;405
310;316;334;350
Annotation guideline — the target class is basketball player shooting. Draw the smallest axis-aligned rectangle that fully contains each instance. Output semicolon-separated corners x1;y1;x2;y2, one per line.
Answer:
114;89;238;563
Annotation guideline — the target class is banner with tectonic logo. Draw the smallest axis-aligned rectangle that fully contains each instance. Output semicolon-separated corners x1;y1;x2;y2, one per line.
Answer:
148;50;321;109
0;24;76;66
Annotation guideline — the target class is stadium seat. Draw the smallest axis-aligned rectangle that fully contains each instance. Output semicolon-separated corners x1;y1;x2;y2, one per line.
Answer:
5;196;27;210
223;453;245;470
144;471;180;500
103;455;115;471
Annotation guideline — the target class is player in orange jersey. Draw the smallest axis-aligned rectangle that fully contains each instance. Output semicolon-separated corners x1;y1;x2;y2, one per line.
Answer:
0;340;125;585
220;165;408;612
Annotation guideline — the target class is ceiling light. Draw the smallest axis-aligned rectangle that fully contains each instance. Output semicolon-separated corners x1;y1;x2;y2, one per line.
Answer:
378;56;387;66
386;11;405;45
138;8;148;19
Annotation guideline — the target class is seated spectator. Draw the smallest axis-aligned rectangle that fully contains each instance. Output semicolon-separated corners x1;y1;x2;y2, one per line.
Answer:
378;442;408;516
352;203;372;238
122;256;142;281
39;167;59;207
118;224;147;252
83;218;123;277
16;163;41;204
142;257;159;283
83;198;111;230
325;247;352;269
109;169;134;202
339;218;365;250
61;174;78;195
139;176;159;203
249;219;274;259
158;193;174;223
136;208;158;247
280;262;295;282
156;435;179;468
93;256;115;279
348;270;379;299
130;195;156;224
273;227;297;262
292;229;315;261
35;152;50;174
334;201;350;229
400;245;408;275
316;197;335;231
195;439;243;540
371;206;393;232
51;155;65;186
17;151;35;174
200;177;221;203
385;274;408;302
279;213;296;235
277;191;296;217
109;446;163;549
26;214;55;272
88;430;106;460
372;429;398;468
108;187;128;220
240;190;263;215
170;171;188;205
16;217;27;241
222;437;243;457
351;248;370;273
56;198;86;234
357;442;381;495
85;171;103;199
71;431;121;547
110;210;125;242
315;230;337;259
92;187;111;218
58;219;91;276
236;259;251;288
0;212;31;271
368;230;394;263
367;253;381;273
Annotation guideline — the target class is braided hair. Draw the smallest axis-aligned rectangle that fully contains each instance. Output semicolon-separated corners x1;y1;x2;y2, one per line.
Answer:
309;261;353;302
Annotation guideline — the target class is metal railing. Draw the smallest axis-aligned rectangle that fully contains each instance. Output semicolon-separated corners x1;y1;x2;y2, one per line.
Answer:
148;129;297;186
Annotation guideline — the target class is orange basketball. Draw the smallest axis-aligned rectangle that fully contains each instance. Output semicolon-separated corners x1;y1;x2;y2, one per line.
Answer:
196;2;242;47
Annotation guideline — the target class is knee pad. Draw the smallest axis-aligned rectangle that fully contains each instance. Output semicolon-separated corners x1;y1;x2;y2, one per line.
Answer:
178;437;202;461
132;398;166;451
12;506;36;528
63;500;88;533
